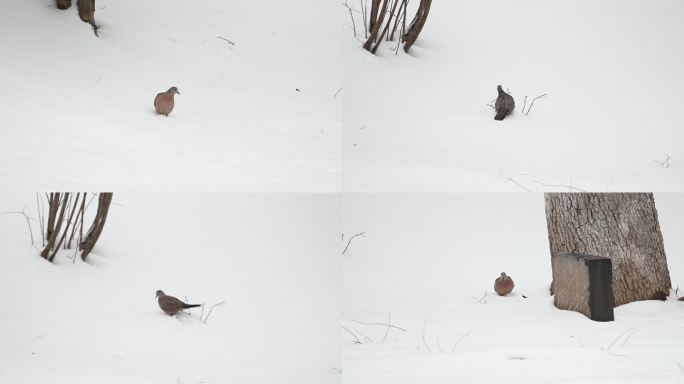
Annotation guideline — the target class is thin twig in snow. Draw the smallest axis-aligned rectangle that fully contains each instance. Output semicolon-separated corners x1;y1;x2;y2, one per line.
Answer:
470;291;488;304
350;318;407;332
436;333;443;353
606;328;637;353
529;180;587;192
382;312;392;343
422;318;433;353
343;326;362;344
342;1;358;37
201;301;226;323
216;36;235;46
452;330;472;352
2;207;36;246
498;168;532;192
333;87;343;99
525;93;548;116
342;232;366;255
36;194;45;244
352;324;372;343
654;154;676;168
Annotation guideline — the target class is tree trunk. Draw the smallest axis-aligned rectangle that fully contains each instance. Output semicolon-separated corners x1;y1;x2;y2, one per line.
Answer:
371;0;401;53
369;0;381;33
77;0;95;24
402;0;432;53
56;0;71;10
80;192;113;260
45;193;59;242
545;193;671;307
77;0;98;36
41;193;70;261
363;0;389;51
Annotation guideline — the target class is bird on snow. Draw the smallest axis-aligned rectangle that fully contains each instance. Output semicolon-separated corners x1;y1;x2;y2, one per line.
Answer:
494;272;515;296
156;290;200;316
494;85;515;121
154;86;180;116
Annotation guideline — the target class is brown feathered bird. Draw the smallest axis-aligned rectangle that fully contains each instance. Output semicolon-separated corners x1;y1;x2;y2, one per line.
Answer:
494;272;514;296
156;290;200;316
154;86;180;116
494;85;515;121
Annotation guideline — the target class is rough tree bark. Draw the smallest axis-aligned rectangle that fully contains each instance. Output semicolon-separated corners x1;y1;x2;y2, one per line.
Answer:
363;0;389;51
361;0;431;54
368;0;381;33
38;193;111;263
41;192;70;261
45;193;59;242
56;0;97;36
545;193;671;307
77;0;98;36
402;0;432;53
56;0;71;10
80;192;113;260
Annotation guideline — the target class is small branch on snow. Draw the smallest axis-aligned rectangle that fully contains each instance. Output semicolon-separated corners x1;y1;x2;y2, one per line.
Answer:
498;168;532;192
216;36;235;46
452;330;472;352
422;318;433;353
2;207;36;246
529;180;586;192
342;231;366;255
525;93;548;116
350;318;407;332
654;154;676;168
342;1;359;38
382;312;391;343
201;300;227;323
605;327;637;353
333;87;343;99
343;326;362;344
470;291;488;304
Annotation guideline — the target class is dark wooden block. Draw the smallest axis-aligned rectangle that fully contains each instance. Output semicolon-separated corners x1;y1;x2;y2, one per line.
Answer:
552;254;614;321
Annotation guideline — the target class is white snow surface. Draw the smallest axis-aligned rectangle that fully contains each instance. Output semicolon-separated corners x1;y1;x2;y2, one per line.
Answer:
0;1;341;192
343;0;684;192
0;193;340;383
342;194;684;383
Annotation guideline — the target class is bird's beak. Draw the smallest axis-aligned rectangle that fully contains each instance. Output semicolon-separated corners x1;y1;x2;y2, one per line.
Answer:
176;90;181;95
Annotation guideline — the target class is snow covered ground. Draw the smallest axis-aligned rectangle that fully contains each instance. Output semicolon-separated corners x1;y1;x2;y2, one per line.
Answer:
0;1;341;192
343;0;684;192
342;194;684;383
0;193;340;383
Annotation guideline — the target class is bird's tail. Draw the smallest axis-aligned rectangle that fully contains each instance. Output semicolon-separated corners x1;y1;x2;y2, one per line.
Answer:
184;304;201;309
494;113;505;121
